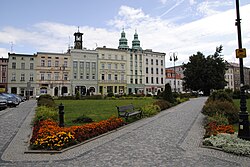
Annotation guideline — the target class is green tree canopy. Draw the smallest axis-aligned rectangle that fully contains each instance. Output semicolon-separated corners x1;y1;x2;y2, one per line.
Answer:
183;45;227;96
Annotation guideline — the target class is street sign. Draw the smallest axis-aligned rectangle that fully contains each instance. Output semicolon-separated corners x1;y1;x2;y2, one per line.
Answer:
236;48;247;58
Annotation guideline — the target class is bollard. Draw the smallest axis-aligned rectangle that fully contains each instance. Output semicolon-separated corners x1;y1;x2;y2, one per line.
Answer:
59;103;64;127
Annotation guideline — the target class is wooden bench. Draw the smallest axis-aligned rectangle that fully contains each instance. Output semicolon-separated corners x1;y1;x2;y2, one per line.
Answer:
116;104;142;121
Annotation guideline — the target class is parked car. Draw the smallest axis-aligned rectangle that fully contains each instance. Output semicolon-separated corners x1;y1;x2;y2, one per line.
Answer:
17;95;26;102
0;93;19;107
0;96;7;110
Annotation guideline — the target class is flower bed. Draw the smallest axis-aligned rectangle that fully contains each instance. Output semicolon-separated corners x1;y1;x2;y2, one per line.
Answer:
30;117;125;150
204;121;235;138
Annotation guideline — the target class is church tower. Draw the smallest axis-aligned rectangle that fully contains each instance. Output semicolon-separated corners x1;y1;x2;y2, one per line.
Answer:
118;28;129;50
132;30;142;50
74;27;83;49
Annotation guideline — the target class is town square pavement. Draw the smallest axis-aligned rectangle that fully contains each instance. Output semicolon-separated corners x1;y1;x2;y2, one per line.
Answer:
0;98;249;167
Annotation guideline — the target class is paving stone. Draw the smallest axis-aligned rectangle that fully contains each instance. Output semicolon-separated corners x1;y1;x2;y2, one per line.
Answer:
0;97;249;167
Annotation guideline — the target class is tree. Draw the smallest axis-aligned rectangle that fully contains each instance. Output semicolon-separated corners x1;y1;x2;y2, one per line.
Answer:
183;45;227;96
162;83;174;103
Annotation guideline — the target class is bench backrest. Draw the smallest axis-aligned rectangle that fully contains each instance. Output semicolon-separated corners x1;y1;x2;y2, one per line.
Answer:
117;104;134;113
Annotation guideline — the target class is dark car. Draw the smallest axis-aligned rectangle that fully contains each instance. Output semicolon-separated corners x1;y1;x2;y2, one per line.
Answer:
0;93;19;107
0;96;7;110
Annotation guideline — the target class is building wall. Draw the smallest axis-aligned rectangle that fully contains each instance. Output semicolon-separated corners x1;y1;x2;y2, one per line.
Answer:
127;50;144;94
0;58;8;93
96;47;127;95
8;53;36;97
35;52;71;97
144;49;165;95
70;49;98;95
225;67;234;90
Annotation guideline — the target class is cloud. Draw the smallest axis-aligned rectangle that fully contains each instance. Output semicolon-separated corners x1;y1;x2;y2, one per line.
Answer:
0;4;249;67
196;1;233;17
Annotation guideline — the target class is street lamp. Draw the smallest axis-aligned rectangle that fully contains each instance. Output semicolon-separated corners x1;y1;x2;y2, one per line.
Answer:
235;0;250;140
170;52;178;92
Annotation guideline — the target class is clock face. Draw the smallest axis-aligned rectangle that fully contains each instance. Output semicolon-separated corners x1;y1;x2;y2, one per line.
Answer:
76;42;81;48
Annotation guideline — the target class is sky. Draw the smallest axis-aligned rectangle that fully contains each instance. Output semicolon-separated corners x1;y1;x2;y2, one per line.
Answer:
0;0;250;67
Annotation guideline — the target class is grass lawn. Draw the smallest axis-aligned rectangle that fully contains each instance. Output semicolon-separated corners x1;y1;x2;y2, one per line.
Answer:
55;98;156;126
233;99;250;131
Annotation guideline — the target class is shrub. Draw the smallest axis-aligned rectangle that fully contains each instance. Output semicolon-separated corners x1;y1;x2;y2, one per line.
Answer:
37;94;57;108
207;114;229;126
33;106;58;124
153;100;171;111
207;90;233;103
203;133;250;156
141;104;161;117
72;114;93;124
75;91;80;100
162;83;175;103
202;100;239;124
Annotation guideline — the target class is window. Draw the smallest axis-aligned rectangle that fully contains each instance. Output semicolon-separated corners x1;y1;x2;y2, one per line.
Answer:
12;73;16;81
55;60;59;67
20;74;25;81
48;60;51;67
121;55;124;60
156;60;158;65
156;77;159;84
12;62;16;69
86;73;89;79
2;66;6;72
86;62;90;72
130;78;133;84
47;73;51;80
115;74;118;81
41;60;45;67
108;54;111;59
41;73;45;80
30;63;34;70
135;79;138;84
121;64;124;70
102;64;105;69
102;74;105;80
102;54;105;59
108;74;111;80
161;78;164;84
146;77;148;83
156;68;159;74
151;59;153;65
161;60;163;66
151;68;154;74
108;64;111;70
30;58;34;61
64;61;67;67
161;68;163;75
115;64;118;70
146;67;148;74
64;73;68;80
21;63;25;69
30;73;34;81
55;72;59;80
92;62;96;69
73;61;78;68
74;73;77;79
146;58;148;65
121;74;124;81
151;77;154;84
80;73;83;79
92;74;95;80
12;57;16;60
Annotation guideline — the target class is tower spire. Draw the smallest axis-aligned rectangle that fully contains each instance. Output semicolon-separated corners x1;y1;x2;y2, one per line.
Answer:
118;28;129;50
132;29;141;50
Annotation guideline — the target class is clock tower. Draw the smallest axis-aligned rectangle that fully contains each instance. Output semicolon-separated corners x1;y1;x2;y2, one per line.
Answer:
74;27;83;49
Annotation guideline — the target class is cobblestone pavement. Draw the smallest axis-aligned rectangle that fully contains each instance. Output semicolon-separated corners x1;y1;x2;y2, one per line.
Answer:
0;98;249;167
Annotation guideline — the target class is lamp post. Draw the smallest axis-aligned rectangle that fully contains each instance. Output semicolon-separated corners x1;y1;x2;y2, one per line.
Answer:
170;52;178;92
235;0;250;140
